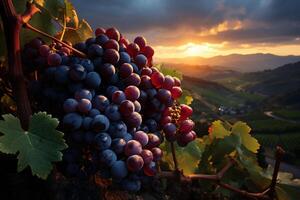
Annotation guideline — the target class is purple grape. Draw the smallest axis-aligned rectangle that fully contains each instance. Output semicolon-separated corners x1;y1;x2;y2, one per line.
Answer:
133;131;149;146
133;101;141;112
151;147;163;161
157;89;172;104
140;75;152;89
140;149;153;165
119;63;133;78
125;112;142;128
48;53;62;66
103;49;119;65
119;100;135;116
123;73;141;86
162;75;175;90
124;86;140;101
127;155;144;172
145;133;160;149
124;140;142;156
111;138;126;154
163;123;177;142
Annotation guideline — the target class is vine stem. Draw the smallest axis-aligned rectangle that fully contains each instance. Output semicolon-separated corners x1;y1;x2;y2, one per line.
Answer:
23;23;87;58
170;142;179;172
0;0;40;129
157;146;285;200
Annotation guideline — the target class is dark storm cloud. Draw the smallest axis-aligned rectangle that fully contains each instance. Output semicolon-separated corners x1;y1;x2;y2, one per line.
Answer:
72;0;300;45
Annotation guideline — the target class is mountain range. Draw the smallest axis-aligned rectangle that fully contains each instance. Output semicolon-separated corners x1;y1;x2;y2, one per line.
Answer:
158;53;300;72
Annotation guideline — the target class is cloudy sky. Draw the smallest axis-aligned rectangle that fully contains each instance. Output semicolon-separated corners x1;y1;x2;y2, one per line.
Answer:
72;0;300;59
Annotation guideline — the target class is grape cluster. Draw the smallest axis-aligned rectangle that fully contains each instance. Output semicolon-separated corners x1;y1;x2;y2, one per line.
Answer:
24;27;195;191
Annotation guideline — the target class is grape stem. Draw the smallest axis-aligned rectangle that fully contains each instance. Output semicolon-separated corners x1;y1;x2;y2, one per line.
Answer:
170;142;179;172
23;23;87;58
0;0;40;129
157;146;285;200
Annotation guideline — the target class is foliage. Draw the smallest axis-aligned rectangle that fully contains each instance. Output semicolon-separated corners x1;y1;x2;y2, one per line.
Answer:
0;112;67;179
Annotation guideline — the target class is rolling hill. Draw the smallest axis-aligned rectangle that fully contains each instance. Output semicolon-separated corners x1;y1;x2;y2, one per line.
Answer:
158;53;300;72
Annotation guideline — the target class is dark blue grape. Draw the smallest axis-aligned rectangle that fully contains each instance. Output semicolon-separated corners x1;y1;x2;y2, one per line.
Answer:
100;149;117;167
111;160;128;179
93;95;110;112
95;133;112;150
105;104;121;121
85;72;101;88
111;138;126;154
70;64;87;81
108;121;127;138
91;114;110;132
63;113;82;130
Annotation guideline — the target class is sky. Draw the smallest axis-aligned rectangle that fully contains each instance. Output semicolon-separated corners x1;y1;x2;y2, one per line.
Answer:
72;0;300;59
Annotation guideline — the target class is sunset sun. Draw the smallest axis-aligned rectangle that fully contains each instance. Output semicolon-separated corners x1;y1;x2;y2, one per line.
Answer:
183;43;211;57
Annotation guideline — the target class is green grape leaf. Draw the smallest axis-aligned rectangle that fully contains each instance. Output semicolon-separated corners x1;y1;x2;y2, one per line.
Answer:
232;122;260;153
178;89;193;105
64;0;79;28
209;120;231;139
59;19;93;44
0;112;67;179
161;139;205;175
156;64;183;80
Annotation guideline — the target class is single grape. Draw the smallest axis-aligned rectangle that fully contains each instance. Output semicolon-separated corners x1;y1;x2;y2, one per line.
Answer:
97;63;115;79
180;104;193;119
74;42;86;52
135;54;147;68
160;116;172;126
88;44;103;58
70;64;87;81
108;121;127;138
80;59;95;72
177;131;196;147
127;155;144;172
95;133;112;150
91;114;110;132
85;72;101;88
63;113;82;131
162;75;175;90
151;147;163;161
93;95;110;112
112;90;126;104
141;68;152;76
75;89;92;101
133;131;149;146
39;44;50;57
96;34;109;45
127;43;140;57
123;133;133;142
63;98;78;113
105;104;121;121
106;27;120;41
100;149;117;167
111;160;128;179
30;38;43;49
85;37;96;47
140;149;153;165
145;133;160;149
103;49;120;65
95;27;106;36
77;98;92;113
106;86;119;100
123;73;141;86
125;112;142;128
141;46;154;59
48;53;62;66
119;100;135;116
163;123;177;142
157;89;172;104
119;37;129;46
151;72;165;88
119;52;131;64
124;140;142;156
125;86;140;101
88;109;100;117
119;63;133;78
111;138;126;154
103;39;119;51
171;86;182;99
179;119;195;134
145;119;158;132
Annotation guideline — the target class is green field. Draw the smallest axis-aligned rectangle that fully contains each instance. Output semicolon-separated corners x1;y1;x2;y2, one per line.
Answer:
273;109;300;120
